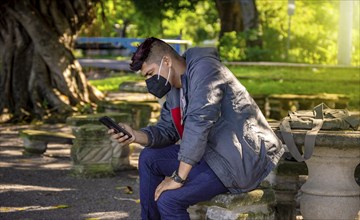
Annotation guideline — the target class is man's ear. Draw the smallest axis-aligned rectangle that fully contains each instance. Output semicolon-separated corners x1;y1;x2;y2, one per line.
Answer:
163;56;172;67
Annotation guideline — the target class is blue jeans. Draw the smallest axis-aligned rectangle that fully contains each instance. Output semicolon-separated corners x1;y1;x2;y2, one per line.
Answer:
138;144;229;220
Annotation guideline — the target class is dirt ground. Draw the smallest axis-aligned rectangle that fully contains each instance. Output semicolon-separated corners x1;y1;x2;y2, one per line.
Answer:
0;123;142;220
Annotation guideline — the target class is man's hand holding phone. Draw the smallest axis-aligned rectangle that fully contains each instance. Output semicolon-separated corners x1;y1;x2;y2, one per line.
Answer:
99;116;135;145
109;123;136;146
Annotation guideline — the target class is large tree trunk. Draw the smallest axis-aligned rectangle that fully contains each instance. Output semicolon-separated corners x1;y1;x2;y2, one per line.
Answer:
215;0;262;47
0;0;103;123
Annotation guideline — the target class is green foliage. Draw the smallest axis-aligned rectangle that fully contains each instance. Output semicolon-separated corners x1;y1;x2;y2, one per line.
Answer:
130;0;220;41
218;32;246;61
79;0;139;37
217;0;359;65
162;1;219;44
79;0;219;42
133;0;198;21
80;0;359;65
256;0;360;65
218;30;266;61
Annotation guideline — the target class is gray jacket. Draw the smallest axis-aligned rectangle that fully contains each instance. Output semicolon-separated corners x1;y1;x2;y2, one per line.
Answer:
141;47;285;193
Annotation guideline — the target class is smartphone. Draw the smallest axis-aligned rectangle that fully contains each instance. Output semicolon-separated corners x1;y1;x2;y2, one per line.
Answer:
98;116;132;139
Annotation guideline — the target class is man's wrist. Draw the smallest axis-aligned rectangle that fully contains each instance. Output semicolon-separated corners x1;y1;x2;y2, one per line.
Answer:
134;130;149;146
170;170;187;184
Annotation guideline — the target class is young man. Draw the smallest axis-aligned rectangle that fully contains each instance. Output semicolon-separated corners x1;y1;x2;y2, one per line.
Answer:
108;37;285;220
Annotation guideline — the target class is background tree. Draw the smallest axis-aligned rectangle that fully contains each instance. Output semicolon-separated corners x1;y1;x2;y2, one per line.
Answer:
129;0;262;59
132;0;200;37
84;0;219;44
0;0;103;123
215;0;260;41
162;1;219;44
81;0;136;37
79;0;359;65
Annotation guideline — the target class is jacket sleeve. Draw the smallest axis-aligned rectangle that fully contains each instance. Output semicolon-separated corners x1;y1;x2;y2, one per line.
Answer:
178;60;225;165
140;101;180;148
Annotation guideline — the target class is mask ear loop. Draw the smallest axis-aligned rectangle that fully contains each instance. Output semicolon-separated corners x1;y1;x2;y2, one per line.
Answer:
157;58;164;80
165;66;171;86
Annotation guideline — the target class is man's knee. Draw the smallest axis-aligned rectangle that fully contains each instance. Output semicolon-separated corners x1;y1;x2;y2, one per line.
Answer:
157;191;188;216
138;147;157;169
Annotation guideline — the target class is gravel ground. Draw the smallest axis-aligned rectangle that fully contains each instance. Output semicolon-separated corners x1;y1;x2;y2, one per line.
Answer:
0;123;142;220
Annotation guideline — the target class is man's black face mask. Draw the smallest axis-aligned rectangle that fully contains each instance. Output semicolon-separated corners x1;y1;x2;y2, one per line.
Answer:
145;58;171;98
145;75;171;98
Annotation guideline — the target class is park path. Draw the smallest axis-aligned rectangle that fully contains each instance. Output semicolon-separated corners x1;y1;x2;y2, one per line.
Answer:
0;123;142;220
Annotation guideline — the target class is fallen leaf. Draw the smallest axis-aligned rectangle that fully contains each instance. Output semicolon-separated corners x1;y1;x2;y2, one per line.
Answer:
115;186;133;194
52;204;70;209
124;186;133;194
0;207;11;212
113;196;140;204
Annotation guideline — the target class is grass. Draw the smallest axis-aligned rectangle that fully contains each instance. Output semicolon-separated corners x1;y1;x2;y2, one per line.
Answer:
89;74;143;92
88;65;360;110
228;66;360;110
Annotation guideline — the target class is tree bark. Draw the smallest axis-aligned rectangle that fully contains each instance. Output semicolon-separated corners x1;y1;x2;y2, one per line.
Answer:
0;0;103;123
215;0;243;38
215;0;262;47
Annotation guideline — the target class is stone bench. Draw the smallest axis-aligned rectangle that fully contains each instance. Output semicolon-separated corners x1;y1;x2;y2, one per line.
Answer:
270;122;360;220
19;129;75;154
189;119;359;220
66;113;135;178
189;188;276;220
97;100;161;129
66;112;132;127
188;159;308;220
